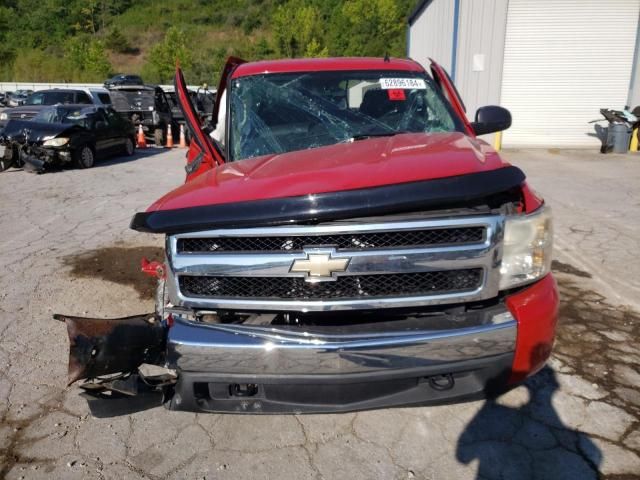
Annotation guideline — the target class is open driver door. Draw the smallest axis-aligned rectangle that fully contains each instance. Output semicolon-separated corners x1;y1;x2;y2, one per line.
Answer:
174;56;245;181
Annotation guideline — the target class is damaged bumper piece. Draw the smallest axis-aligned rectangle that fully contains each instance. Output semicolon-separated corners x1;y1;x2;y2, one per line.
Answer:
55;304;520;413
54;313;169;396
21;147;71;173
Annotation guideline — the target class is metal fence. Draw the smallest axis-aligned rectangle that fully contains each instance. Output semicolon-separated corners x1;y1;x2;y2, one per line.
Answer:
0;82;204;93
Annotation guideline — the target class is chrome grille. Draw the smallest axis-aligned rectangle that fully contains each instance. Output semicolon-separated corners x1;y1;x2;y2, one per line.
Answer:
167;215;504;312
9;112;36;120
177;226;484;253
179;269;483;300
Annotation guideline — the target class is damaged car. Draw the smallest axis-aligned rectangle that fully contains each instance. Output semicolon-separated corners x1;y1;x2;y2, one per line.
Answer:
0;88;112;128
0;105;136;172
57;57;558;414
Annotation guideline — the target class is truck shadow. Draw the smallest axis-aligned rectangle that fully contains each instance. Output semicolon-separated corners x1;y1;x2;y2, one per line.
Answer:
455;260;640;479
456;365;602;479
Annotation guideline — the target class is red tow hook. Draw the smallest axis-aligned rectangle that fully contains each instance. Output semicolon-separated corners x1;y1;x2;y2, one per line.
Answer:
141;257;166;279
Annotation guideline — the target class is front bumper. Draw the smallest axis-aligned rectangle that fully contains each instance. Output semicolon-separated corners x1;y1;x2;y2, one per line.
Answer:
19;146;71;171
58;275;558;414
164;305;516;413
163;275;558;413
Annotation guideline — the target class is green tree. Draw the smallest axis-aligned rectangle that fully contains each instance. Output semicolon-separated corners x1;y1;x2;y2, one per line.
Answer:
12;49;70;81
105;27;131;53
84;40;112;79
0;6;16;73
304;38;328;58
271;0;327;58
64;36;112;81
327;0;406;57
142;27;193;83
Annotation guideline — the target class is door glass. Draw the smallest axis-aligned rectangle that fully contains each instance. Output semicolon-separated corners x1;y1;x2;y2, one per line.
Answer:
76;92;93;104
105;108;121;126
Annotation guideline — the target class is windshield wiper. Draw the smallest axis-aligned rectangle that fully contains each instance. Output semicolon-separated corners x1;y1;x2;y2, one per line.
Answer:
347;131;409;142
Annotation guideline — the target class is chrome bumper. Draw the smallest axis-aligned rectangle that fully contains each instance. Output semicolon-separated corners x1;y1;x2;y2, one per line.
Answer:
167;310;517;376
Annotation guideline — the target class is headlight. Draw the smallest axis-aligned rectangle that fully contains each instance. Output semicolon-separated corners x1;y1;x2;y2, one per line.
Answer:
499;206;553;290
0;113;7;120
42;137;69;147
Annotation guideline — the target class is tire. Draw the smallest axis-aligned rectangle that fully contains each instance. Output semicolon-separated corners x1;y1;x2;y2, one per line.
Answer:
124;137;135;156
0;145;16;171
13;146;24;168
153;127;164;146
73;145;95;169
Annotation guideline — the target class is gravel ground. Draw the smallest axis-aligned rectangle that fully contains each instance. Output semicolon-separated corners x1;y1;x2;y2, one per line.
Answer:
0;147;638;479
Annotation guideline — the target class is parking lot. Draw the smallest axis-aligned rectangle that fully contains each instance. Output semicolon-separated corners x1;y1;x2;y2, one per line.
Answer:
0;147;639;479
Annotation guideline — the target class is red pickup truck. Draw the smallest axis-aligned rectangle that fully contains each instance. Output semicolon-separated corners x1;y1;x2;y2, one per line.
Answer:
58;57;558;414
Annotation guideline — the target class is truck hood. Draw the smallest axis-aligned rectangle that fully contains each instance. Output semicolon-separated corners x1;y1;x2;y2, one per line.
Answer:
149;132;507;212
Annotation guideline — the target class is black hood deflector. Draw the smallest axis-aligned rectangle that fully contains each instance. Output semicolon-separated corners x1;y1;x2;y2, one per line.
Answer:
130;166;526;234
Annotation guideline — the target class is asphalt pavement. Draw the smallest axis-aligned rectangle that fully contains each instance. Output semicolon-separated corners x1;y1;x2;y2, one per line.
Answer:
0;146;638;479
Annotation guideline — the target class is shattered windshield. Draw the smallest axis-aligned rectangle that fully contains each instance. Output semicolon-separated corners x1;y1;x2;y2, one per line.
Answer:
228;70;461;161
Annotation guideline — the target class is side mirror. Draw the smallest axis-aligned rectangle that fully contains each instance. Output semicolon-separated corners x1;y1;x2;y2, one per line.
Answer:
471;106;512;136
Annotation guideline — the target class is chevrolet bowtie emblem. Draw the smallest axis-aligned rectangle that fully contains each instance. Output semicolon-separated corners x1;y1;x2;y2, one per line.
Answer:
290;250;350;282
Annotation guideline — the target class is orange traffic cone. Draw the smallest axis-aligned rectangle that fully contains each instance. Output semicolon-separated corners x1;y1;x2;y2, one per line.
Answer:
136;124;147;149
165;125;174;148
179;124;187;148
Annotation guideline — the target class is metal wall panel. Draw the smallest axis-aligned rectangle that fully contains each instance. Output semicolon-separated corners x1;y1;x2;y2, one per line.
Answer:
501;0;640;147
408;0;455;72
628;15;640;108
455;0;509;140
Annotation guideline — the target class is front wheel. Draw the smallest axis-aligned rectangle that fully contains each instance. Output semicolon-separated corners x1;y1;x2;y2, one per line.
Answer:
73;145;95;169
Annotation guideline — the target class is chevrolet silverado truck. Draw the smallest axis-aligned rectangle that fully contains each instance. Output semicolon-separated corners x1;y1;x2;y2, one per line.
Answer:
56;57;558;414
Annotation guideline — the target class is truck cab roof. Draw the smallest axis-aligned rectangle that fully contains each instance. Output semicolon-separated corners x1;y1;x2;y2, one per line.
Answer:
232;57;425;79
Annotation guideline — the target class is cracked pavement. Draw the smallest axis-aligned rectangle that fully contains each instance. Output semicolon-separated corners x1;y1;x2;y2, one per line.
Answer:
0;148;639;479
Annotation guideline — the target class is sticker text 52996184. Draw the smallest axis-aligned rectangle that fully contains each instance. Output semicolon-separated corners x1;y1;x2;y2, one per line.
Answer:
379;78;427;90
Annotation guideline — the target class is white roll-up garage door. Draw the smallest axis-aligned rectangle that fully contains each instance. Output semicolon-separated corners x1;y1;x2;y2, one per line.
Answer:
501;0;640;147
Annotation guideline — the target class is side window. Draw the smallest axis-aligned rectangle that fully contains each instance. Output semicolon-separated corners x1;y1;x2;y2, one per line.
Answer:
155;91;170;113
76;92;93;104
97;93;112;104
104;108;122;126
29;93;44;105
90;109;106;129
59;93;76;104
431;65;467;113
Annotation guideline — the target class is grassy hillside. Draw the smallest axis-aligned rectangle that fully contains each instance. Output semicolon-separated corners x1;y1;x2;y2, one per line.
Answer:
0;0;417;86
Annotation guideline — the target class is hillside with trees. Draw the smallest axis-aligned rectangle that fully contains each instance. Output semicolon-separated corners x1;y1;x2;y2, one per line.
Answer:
0;0;417;85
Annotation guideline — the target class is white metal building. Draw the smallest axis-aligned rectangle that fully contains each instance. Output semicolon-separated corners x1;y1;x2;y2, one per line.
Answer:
408;0;640;147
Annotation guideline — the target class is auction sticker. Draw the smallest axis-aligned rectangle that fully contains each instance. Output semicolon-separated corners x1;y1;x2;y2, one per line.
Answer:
380;78;426;89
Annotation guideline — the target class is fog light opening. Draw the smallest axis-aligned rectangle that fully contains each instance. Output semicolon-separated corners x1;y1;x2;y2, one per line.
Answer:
229;383;259;397
427;374;455;391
